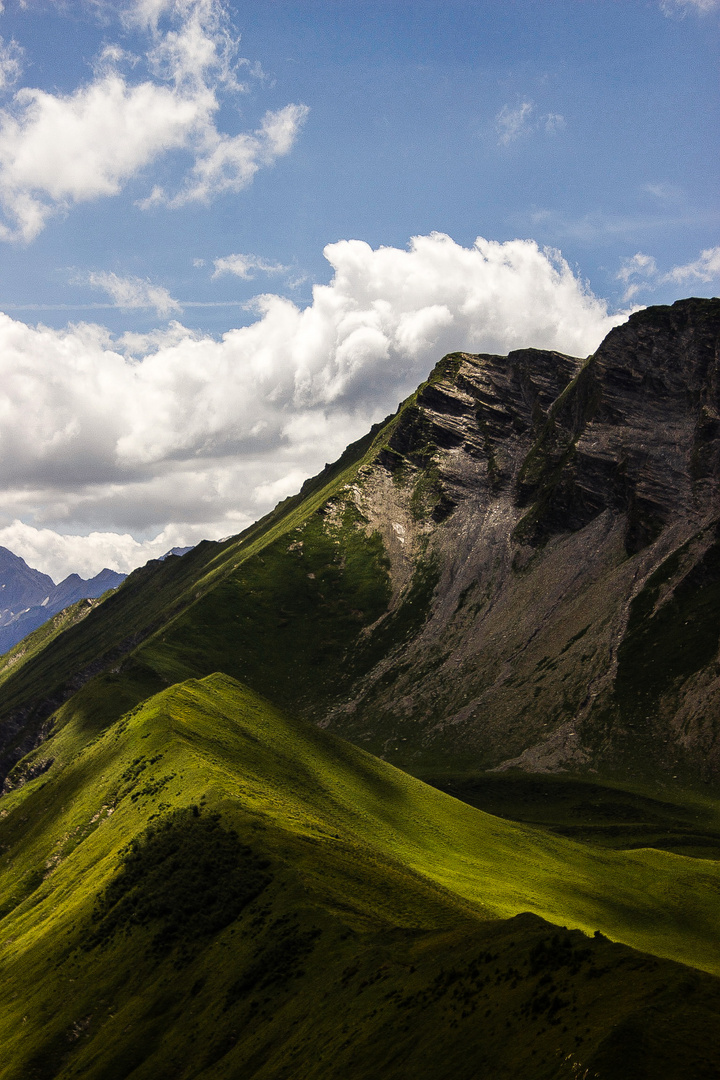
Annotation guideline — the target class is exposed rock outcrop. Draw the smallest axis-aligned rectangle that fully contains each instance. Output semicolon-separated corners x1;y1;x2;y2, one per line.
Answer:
319;298;720;784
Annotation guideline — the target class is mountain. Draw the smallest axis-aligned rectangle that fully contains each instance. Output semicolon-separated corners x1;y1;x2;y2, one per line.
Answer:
1;298;719;1077
316;295;720;787
0;545;55;614
4;299;716;788
0;550;126;655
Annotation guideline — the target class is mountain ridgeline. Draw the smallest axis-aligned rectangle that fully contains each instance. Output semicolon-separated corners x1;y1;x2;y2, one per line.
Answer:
1;298;720;1080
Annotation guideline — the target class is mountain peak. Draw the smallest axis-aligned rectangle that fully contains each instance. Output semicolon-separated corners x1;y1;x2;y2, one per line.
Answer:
1;298;719;786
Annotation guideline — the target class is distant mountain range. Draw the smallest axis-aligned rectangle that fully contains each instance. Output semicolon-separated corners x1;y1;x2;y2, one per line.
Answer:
0;547;126;654
0;546;196;656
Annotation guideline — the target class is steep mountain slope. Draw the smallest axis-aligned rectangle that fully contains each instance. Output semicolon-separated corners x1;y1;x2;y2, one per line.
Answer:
1;299;719;795
0;547;126;655
1;674;719;1080
315;295;720;783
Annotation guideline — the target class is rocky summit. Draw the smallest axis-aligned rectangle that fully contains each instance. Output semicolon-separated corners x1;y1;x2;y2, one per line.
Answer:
319;296;720;785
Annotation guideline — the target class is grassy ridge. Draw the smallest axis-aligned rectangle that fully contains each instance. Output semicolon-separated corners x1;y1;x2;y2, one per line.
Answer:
0;393;410;785
137;506;393;713
1;673;719;1078
5;674;720;965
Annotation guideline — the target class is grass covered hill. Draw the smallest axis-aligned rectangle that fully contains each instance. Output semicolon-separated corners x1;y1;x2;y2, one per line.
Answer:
1;674;719;1079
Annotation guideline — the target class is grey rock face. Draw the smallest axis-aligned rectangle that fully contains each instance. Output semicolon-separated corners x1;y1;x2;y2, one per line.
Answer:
321;298;720;784
516;298;720;549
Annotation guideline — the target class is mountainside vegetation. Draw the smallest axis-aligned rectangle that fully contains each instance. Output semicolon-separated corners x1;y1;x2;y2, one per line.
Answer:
1;298;720;1078
2;675;719;1079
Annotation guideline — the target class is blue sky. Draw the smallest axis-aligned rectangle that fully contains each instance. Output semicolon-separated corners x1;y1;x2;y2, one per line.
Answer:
0;0;717;578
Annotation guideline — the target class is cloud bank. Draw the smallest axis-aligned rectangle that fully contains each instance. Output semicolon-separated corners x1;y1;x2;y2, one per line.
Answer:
0;232;630;579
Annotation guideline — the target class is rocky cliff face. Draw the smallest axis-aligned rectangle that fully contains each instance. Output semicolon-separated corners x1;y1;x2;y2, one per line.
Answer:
317;298;720;785
517;299;720;548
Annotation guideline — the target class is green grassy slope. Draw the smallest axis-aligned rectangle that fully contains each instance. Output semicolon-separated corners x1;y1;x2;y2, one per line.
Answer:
0;398;412;787
0;353;475;792
1;674;719;1079
0;598;101;680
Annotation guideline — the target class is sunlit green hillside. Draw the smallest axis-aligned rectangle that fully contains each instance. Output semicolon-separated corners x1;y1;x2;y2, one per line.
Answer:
1;675;719;1079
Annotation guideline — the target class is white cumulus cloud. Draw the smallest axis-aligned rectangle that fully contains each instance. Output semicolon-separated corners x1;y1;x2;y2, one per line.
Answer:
0;35;22;92
661;0;719;14
0;0;307;241
617;252;659;300
496;101;566;146
148;103;309;208
544;113;566;134
663;246;720;283
0;232;629;578
496;101;534;145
